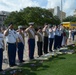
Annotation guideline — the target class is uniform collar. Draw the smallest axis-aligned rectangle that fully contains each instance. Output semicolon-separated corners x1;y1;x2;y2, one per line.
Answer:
9;29;14;31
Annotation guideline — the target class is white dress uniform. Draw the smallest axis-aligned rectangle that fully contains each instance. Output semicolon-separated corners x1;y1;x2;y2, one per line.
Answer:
6;29;18;43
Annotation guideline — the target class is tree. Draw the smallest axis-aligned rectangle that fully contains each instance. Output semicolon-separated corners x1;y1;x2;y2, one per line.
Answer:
63;16;76;22
53;16;61;25
4;7;61;28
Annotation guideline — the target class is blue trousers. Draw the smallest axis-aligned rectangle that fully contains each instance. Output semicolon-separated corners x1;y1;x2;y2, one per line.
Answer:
18;42;24;61
60;34;63;47
49;38;54;52
8;43;16;66
37;41;43;57
72;33;74;41
54;35;58;50
43;37;48;54
0;48;3;70
28;39;35;59
57;36;61;48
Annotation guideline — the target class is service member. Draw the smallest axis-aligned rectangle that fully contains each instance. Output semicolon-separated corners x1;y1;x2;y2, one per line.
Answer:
42;23;49;54
25;22;36;60
56;25;61;48
17;26;25;63
60;25;64;47
0;28;4;71
48;26;54;52
4;23;18;67
53;25;58;50
37;27;43;57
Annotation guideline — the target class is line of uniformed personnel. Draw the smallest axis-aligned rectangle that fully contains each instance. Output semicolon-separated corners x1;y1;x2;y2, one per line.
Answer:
0;22;64;72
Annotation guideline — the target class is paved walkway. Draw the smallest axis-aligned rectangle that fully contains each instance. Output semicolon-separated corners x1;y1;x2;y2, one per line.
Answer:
2;36;38;70
2;36;75;70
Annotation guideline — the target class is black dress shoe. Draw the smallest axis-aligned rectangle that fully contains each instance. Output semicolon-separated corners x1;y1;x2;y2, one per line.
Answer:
13;64;17;66
10;65;14;67
0;69;3;72
49;50;53;52
10;64;17;67
21;60;25;62
19;60;25;63
29;58;34;60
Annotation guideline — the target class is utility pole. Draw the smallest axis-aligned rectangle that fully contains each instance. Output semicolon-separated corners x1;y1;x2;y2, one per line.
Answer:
61;0;62;23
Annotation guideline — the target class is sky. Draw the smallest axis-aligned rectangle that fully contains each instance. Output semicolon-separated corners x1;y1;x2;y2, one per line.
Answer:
0;0;76;16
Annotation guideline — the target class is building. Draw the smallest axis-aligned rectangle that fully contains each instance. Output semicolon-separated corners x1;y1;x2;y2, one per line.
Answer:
60;11;66;20
73;9;76;17
48;8;54;15
0;11;10;26
48;6;66;21
54;6;61;19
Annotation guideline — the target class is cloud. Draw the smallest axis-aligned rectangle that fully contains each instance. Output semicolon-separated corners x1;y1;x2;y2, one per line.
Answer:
0;0;40;11
0;0;76;16
20;0;40;8
0;1;9;7
31;0;48;7
0;0;20;11
46;0;76;16
63;0;76;16
46;0;61;8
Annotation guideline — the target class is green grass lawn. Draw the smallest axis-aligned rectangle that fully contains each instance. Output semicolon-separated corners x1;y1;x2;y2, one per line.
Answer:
1;54;76;75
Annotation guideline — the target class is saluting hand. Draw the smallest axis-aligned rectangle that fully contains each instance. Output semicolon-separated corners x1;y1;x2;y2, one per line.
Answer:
8;25;12;29
45;25;47;28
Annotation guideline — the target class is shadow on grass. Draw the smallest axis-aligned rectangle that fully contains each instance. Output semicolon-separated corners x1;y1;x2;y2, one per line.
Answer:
0;60;49;75
0;69;36;75
18;60;49;71
6;60;48;75
18;69;36;75
48;55;66;62
1;55;66;75
57;57;66;59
